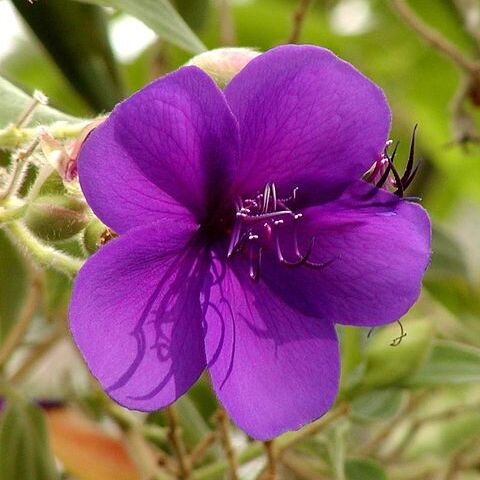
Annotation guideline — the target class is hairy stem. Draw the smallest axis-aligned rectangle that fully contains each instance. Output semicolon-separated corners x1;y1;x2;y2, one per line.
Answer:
0;121;89;149
6;221;83;276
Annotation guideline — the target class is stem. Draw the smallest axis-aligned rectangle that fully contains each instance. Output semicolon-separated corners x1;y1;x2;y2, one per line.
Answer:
6;221;83;276
0;138;40;202
287;0;314;44
0;277;41;367
191;402;349;480
0;203;28;224
452;0;480;51
167;405;191;478
0;121;89;149
217;0;236;46
263;440;277;480
390;0;480;74
10;327;63;382
15;91;48;129
215;409;239;480
282;453;329;480
190;432;218;466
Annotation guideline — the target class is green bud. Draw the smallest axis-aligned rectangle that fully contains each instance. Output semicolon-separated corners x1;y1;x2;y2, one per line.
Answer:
24;194;89;242
188;48;260;89
82;218;116;255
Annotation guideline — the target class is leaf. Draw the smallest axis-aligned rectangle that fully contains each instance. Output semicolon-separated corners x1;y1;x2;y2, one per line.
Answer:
361;318;434;389
12;1;124;112
408;341;480;386
423;225;480;318
0;76;76;129
0;230;28;342
351;389;407;422
0;397;58;480
72;0;207;54
345;458;387;480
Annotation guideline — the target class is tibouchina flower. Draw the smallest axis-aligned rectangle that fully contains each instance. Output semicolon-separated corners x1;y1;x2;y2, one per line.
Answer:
70;45;431;440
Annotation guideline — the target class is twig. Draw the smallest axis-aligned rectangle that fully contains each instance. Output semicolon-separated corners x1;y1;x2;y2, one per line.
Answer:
125;428;173;480
263;440;277;480
190;432;218;466
390;0;480;74
10;327;63;382
217;0;236;46
191;402;349;480
287;0;313;44
0;276;41;367
282;453;329;480
452;0;480;51
215;409;239;480
167;405;191;478
277;402;349;454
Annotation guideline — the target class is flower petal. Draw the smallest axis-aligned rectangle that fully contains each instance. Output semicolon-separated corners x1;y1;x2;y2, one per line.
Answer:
78;66;239;233
69;218;207;411
262;181;431;327
203;258;340;440
224;44;390;200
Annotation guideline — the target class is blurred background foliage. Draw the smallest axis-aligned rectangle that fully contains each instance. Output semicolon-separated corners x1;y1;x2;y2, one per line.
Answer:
1;0;480;479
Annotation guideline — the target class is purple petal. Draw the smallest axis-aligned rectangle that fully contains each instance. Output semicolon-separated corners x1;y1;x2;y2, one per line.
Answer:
204;258;339;440
69;218;207;411
78;66;239;233
262;181;431;327
225;45;390;200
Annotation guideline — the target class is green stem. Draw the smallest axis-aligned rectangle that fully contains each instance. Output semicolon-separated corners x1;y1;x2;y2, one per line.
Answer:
0;203;28;224
6;221;83;276
0;121;89;149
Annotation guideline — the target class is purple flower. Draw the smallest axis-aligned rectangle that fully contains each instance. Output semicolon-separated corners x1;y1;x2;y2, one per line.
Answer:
69;45;431;440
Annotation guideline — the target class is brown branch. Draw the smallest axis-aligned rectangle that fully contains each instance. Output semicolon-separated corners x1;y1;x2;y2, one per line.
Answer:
452;0;480;51
217;0;236;46
390;0;480;74
190;431;218;467
263;440;277;480
0;276;41;367
215;409;239;480
166;405;191;478
287;0;314;44
277;402;349;454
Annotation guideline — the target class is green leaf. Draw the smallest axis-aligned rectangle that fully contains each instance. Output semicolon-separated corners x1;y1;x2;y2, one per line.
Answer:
351;389;406;422
12;0;124;112
423;225;480;318
345;458;387;480
0;76;76;128
72;0;207;54
0;231;28;342
361;318;434;389
408;341;480;386
0;397;58;480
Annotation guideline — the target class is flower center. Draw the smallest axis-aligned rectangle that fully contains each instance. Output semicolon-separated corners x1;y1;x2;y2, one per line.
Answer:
227;183;330;280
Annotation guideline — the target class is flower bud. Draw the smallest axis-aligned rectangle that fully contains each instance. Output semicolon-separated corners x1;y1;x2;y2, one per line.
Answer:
24;194;89;242
188;48;260;88
82;218;116;255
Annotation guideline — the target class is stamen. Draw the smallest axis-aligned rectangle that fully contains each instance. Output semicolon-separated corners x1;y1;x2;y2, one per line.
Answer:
228;183;333;279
